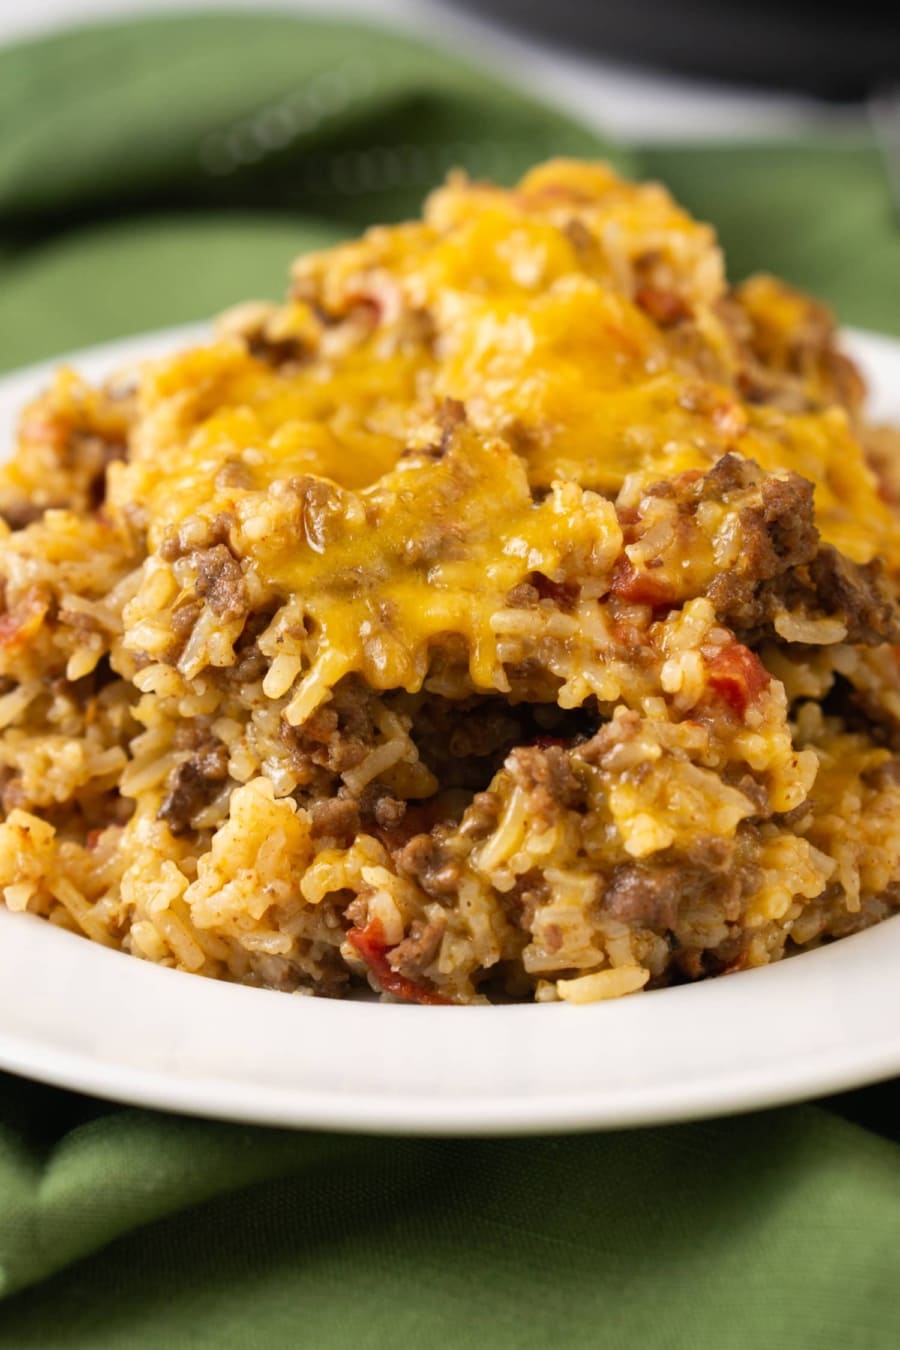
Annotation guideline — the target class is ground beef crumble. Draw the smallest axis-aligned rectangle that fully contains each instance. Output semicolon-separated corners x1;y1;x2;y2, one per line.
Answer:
387;914;447;979
282;675;379;780
158;737;230;834
504;744;584;827
695;458;900;642
396;833;461;897
309;796;361;843
194;544;248;621
806;547;900;645
600;838;742;934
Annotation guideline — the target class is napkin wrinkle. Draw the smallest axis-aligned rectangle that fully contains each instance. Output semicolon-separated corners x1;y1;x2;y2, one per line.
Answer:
1;1084;381;1298
2;1119;900;1346
0;14;612;228
2;1093;900;1305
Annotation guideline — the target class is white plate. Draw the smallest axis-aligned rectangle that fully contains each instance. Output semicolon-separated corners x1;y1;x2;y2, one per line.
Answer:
0;325;898;1136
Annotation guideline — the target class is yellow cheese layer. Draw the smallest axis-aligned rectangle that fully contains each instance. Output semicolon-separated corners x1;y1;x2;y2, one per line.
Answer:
107;158;898;585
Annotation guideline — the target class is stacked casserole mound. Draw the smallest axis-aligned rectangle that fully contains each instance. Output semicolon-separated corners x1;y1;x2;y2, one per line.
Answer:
1;159;899;1004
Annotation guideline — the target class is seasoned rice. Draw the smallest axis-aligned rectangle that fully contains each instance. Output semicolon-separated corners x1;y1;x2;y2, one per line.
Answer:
1;158;899;1004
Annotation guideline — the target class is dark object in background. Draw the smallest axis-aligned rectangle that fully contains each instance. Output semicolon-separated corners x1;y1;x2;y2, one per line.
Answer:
446;0;900;98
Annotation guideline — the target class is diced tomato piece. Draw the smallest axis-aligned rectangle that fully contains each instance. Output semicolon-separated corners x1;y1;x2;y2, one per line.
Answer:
0;589;48;649
634;286;691;326
20;413;69;451
672;468;704;488
0;614;22;646
706;642;770;717
346;294;381;325
347;917;450;1006
610;557;674;608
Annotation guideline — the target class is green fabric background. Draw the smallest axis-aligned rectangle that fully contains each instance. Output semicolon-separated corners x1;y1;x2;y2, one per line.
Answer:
1;12;899;1345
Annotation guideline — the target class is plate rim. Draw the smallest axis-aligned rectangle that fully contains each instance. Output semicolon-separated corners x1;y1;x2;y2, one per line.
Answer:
2;907;900;1135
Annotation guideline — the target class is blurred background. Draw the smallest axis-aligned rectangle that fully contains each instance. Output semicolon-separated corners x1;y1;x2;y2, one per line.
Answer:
2;0;899;370
6;0;899;140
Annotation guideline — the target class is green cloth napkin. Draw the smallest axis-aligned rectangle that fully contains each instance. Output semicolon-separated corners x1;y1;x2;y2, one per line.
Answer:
1;12;900;1346
2;11;899;371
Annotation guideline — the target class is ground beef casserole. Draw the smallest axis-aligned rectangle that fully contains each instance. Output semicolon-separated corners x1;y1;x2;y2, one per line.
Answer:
1;159;899;1004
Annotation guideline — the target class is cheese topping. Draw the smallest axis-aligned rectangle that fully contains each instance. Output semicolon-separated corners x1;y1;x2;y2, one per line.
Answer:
99;159;900;738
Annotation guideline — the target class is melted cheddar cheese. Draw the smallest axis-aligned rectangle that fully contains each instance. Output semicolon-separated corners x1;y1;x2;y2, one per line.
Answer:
103;157;895;696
